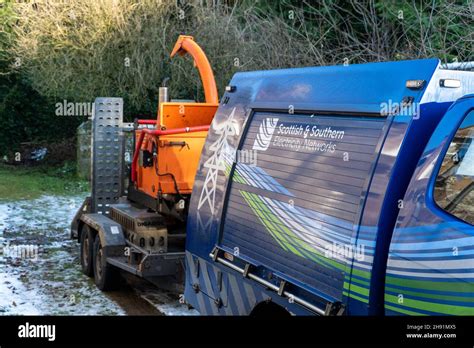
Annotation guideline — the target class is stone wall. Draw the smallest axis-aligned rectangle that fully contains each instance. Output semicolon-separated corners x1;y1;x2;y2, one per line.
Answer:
76;121;91;181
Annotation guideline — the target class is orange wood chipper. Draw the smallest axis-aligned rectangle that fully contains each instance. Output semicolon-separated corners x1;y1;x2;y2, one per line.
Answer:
130;35;219;219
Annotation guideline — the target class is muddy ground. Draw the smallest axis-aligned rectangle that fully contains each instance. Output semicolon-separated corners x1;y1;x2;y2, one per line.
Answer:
0;195;198;316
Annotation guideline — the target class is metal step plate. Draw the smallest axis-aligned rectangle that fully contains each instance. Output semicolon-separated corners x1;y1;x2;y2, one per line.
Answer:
91;98;125;215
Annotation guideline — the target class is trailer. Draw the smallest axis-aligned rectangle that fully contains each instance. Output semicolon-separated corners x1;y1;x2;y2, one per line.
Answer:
70;35;217;292
71;35;474;315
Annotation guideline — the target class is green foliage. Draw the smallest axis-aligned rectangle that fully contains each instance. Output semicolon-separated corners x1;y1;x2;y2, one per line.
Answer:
0;0;17;64
0;75;84;155
374;0;473;62
0;0;84;156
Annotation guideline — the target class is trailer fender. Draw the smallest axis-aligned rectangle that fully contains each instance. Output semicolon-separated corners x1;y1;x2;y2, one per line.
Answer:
79;213;126;256
71;196;91;241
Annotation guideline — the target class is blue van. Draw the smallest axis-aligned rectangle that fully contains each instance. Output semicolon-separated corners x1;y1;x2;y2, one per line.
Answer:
184;59;474;315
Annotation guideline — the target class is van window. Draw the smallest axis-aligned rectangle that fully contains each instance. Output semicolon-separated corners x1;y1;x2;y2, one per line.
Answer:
434;110;474;225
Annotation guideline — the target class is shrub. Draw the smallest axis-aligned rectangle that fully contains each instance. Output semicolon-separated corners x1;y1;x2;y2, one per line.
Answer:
0;0;471;154
9;0;471;117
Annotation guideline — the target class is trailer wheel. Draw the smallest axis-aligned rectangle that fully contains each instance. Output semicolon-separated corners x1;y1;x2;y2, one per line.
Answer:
80;225;94;277
93;234;120;291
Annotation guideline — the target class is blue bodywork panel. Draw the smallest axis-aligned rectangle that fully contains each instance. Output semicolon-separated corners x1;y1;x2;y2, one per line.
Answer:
385;96;474;315
184;58;474;315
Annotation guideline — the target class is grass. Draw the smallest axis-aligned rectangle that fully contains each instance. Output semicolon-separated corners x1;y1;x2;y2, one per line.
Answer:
0;163;89;201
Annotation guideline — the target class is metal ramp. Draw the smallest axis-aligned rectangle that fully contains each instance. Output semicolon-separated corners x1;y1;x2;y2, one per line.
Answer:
91;98;125;215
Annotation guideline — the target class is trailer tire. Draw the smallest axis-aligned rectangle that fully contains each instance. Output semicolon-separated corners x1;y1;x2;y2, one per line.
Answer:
80;225;95;277
93;235;120;291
